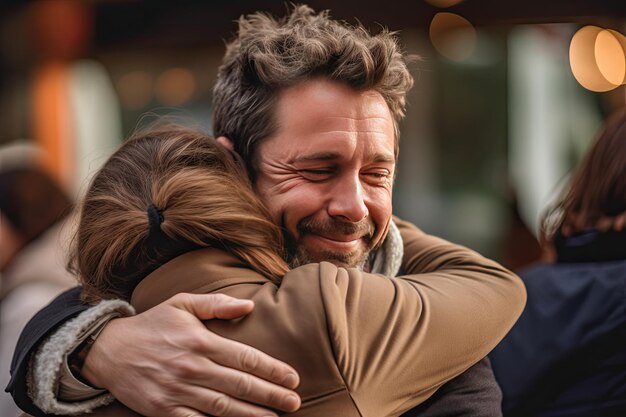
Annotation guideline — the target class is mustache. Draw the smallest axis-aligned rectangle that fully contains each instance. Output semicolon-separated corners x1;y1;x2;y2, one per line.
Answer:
297;216;375;240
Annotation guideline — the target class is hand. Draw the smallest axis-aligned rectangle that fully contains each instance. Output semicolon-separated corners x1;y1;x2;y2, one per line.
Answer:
82;293;301;417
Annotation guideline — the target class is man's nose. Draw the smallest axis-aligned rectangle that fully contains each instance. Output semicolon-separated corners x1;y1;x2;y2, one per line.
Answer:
327;175;369;222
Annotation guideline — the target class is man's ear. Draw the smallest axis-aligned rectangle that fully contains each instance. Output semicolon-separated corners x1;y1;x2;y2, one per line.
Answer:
216;136;235;150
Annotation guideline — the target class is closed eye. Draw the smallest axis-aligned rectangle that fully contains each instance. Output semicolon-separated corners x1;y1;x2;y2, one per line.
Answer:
362;170;392;185
299;169;335;181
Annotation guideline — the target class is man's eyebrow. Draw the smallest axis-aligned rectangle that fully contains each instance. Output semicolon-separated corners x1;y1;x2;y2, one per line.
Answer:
372;153;395;164
291;152;395;164
291;152;342;163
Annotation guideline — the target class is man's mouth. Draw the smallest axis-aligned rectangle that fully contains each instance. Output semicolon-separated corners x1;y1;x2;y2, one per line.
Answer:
285;216;377;265
303;233;364;252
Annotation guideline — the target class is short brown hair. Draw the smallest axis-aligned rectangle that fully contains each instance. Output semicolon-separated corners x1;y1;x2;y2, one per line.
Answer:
72;125;288;303
213;5;414;175
541;111;626;243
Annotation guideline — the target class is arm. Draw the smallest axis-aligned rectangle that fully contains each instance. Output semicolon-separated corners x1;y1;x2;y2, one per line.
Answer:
10;290;301;417
327;219;526;415
395;218;505;417
200;219;525;416
5;287;88;417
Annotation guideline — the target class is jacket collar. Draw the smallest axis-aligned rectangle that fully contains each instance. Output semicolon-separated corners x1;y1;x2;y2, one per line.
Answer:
130;248;267;313
555;228;626;263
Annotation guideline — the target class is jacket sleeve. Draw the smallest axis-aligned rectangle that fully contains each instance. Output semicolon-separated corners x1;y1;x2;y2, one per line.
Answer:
319;218;526;416
5;286;87;417
204;220;525;416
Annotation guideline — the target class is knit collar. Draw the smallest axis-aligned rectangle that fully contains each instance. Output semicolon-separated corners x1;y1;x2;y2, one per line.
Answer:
369;219;403;277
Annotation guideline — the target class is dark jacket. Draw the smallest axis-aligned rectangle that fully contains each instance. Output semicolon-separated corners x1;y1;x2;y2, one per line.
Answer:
490;230;626;417
5;286;86;417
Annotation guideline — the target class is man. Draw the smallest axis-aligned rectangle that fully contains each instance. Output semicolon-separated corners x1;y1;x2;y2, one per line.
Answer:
7;6;519;417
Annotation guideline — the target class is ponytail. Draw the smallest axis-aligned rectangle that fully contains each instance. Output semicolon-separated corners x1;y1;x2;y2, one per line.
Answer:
72;125;288;303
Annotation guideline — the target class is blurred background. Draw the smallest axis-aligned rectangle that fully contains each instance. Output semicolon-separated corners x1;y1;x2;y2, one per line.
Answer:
0;0;625;270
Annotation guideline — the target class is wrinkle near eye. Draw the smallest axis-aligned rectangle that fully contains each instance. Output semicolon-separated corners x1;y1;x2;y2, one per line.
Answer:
257;160;312;193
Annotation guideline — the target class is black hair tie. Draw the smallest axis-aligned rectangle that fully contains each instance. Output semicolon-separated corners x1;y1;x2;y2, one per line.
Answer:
147;204;164;236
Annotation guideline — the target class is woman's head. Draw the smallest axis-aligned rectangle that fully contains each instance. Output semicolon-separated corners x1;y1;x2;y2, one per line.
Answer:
541;111;626;244
73;125;288;303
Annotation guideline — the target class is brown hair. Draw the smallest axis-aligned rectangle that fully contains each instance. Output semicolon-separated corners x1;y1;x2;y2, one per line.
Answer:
0;167;72;244
71;125;288;303
213;4;414;176
541;111;626;244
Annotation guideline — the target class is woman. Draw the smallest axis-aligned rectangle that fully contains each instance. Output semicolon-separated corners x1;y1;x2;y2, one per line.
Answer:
53;125;524;416
490;111;626;417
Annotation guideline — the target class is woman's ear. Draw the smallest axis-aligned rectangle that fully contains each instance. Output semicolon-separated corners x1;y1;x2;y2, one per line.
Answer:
216;136;235;150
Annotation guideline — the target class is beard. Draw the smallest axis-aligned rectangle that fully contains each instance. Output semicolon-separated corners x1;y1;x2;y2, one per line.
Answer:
284;216;378;269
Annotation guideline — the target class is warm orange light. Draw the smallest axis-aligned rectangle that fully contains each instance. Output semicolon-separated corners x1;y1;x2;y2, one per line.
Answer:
595;30;626;86
155;68;196;106
608;29;626;84
569;26;619;92
429;12;476;62
425;0;465;7
116;71;153;110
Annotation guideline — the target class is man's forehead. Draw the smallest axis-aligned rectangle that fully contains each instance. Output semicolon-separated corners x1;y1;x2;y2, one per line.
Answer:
289;150;395;165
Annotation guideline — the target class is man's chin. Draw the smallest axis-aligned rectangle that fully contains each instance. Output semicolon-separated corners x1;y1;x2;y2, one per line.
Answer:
288;247;370;270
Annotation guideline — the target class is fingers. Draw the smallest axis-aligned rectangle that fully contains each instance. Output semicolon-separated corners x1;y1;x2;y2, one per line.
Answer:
167;292;300;391
169;355;300;413
169;406;207;417
205;334;300;390
170;293;255;320
164;292;301;412
171;385;293;417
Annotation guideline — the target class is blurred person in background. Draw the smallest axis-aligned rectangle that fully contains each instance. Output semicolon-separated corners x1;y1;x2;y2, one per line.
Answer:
0;155;77;417
490;110;626;417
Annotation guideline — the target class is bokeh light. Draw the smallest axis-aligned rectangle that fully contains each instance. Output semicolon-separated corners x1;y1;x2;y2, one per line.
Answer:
116;71;154;110
569;26;626;92
429;12;476;62
595;30;626;86
29;0;93;59
155;68;196;106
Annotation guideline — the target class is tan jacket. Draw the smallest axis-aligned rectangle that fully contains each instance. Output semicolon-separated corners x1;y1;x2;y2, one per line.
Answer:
125;219;525;417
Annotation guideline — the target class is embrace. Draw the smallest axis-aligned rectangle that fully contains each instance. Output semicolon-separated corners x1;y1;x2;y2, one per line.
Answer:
8;6;526;417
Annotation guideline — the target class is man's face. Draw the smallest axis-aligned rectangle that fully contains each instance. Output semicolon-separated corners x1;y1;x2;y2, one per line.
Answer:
254;78;396;268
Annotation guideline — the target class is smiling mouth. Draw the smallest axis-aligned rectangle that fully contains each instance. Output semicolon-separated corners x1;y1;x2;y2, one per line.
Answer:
322;233;364;242
305;234;364;251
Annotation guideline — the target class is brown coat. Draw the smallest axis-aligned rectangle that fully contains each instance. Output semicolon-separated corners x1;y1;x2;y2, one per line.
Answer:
125;219;525;417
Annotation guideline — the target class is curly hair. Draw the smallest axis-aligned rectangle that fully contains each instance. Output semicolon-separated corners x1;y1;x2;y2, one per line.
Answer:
213;5;414;176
